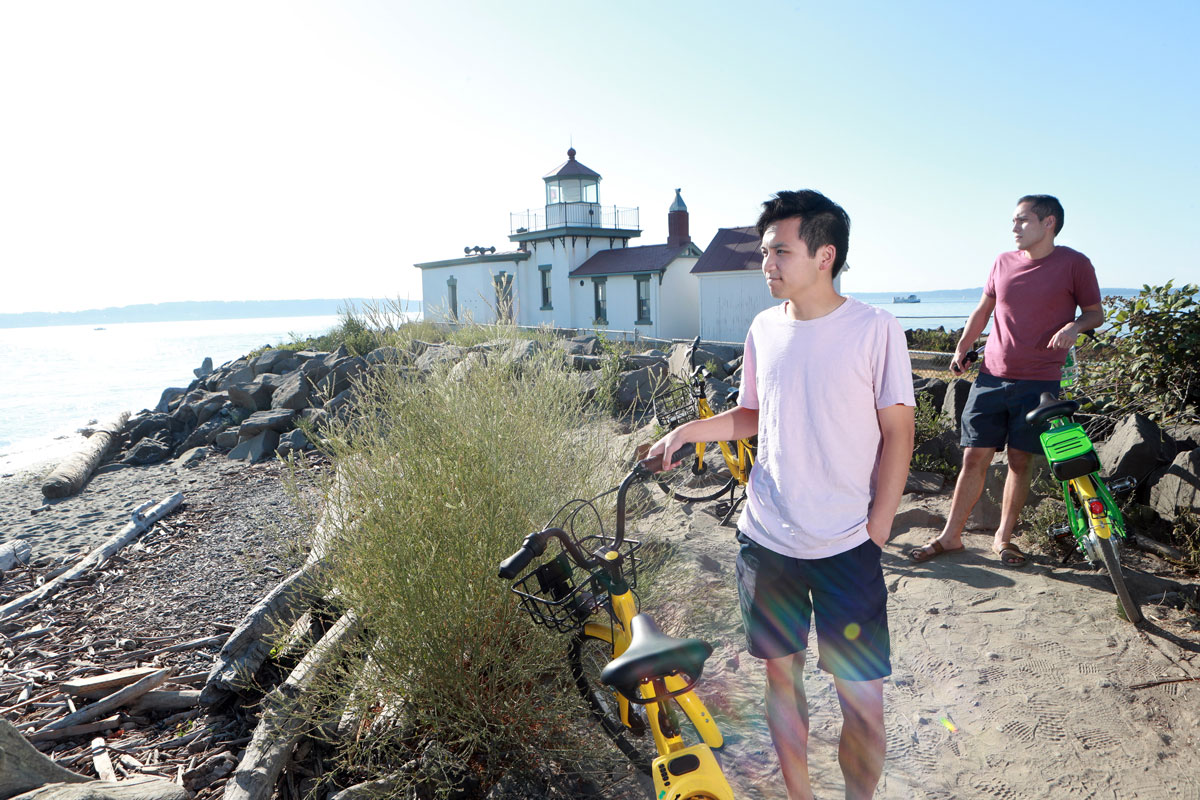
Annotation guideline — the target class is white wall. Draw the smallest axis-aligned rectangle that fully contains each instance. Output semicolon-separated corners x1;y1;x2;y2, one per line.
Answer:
657;257;700;340
696;270;843;343
419;260;522;324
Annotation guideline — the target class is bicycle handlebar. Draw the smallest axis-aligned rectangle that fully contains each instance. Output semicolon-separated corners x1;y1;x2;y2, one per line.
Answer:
497;451;686;580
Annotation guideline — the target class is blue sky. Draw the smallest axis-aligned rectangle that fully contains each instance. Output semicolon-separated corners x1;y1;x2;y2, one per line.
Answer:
1;1;1196;314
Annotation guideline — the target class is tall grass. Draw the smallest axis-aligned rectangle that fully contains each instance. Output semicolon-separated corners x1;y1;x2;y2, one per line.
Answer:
311;333;623;790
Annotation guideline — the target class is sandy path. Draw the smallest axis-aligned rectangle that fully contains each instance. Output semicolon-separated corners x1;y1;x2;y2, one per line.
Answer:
628;483;1200;800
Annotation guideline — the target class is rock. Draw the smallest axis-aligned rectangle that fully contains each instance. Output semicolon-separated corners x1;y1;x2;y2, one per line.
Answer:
277;429;310;457
174;446;210;469
1098;413;1177;490
893;499;948;533
416;344;466;372
365;346;402;365
705;377;738;411
625;353;667;371
127;413;173;447
228;379;277;412
270;372;314;411
239;409;297;440
497;339;544;366
155;387;188;414
214;363;257;392
913;377;948;411
1169;423;1200;452
298;407;330;433
214;430;240;449
227;430;280;463
942;378;973;429
905;470;945;494
568;354;602;371
252;349;296;375
560;335;600;355
915;429;963;469
325;389;355;418
169;403;198;438
615;364;666;410
1148;449;1200;523
449;352;487;382
194;356;214;379
123;435;173;466
317;356;368;400
965;451;1049;530
178;415;232;453
323;344;350;368
193;393;231;426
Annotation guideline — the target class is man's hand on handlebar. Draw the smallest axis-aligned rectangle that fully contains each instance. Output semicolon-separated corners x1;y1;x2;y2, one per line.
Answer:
949;348;978;376
647;429;688;471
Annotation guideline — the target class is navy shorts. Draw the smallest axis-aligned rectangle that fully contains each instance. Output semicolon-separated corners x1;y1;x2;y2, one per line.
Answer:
734;532;890;681
960;372;1060;454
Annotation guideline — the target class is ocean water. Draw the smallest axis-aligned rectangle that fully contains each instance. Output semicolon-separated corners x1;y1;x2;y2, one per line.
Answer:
0;315;344;472
855;298;981;333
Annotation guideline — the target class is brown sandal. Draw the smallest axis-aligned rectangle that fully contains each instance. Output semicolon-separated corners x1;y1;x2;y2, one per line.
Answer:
994;543;1027;567
908;539;965;563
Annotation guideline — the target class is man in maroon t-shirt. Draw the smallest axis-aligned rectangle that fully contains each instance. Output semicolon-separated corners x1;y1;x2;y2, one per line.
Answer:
909;195;1103;567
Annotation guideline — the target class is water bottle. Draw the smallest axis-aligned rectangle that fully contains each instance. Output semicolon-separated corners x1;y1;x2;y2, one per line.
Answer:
1060;345;1077;389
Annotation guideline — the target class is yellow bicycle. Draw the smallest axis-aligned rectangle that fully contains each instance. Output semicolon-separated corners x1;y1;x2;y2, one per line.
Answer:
651;337;754;522
498;457;734;800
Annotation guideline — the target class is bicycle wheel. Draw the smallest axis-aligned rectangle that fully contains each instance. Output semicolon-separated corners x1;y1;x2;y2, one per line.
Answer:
569;633;658;775
1094;530;1142;624
654;441;737;503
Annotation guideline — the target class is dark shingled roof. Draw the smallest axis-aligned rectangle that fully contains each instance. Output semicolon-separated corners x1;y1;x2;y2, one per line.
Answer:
691;226;760;274
570;244;689;277
544;147;601;180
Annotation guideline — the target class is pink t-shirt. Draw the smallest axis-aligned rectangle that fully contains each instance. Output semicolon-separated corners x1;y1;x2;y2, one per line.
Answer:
983;246;1101;381
738;297;915;559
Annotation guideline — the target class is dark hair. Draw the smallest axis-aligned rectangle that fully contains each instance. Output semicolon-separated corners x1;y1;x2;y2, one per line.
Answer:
1018;194;1064;236
755;190;851;277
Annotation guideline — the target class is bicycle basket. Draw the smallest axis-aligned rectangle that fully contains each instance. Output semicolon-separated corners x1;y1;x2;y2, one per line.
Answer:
653;382;697;430
510;535;641;634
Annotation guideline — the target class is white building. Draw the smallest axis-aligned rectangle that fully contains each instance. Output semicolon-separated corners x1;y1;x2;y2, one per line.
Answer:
691;226;842;343
416;149;702;339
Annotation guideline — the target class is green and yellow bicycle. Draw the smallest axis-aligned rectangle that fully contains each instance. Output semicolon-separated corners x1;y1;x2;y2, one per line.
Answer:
498;456;735;800
1025;392;1142;623
651;337;754;522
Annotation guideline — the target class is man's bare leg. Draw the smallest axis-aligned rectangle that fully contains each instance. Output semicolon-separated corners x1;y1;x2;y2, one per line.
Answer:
765;653;813;800
834;676;885;800
993;446;1035;558
910;446;995;557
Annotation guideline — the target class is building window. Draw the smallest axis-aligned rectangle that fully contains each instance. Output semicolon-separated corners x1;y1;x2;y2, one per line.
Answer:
635;274;652;325
593;278;607;324
447;277;458;321
539;265;552;310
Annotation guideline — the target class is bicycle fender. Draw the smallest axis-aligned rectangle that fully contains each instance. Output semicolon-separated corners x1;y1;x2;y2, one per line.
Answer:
651;743;734;800
664;673;724;749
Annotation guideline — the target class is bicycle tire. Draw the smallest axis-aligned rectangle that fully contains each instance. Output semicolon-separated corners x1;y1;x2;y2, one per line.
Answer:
569;632;657;775
1094;530;1142;624
653;441;738;503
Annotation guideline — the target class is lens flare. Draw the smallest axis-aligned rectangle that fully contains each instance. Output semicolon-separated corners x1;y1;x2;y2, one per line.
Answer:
940;717;957;733
844;622;862;640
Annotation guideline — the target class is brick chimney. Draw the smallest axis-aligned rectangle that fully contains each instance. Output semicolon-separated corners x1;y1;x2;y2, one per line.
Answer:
667;188;690;247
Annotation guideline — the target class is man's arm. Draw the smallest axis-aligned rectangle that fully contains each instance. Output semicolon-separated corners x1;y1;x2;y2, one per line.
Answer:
648;405;759;470
950;293;997;375
1048;302;1104;349
866;403;915;548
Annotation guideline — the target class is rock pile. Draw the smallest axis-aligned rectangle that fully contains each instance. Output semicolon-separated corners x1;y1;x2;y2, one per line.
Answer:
911;377;1200;535
104;336;747;470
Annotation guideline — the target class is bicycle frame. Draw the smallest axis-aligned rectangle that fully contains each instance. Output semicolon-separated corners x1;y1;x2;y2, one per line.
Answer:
693;392;753;487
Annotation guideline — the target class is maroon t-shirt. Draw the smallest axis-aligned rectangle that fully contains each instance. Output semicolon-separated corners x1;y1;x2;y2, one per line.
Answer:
983;246;1101;381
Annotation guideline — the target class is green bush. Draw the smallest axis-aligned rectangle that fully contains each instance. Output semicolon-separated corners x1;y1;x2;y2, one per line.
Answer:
311;340;622;790
1079;282;1200;424
905;327;964;352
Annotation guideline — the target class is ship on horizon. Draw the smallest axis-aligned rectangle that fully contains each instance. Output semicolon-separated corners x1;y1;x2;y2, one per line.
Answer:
893;294;921;303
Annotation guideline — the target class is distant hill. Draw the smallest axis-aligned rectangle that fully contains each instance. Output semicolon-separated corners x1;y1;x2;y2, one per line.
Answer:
0;298;421;329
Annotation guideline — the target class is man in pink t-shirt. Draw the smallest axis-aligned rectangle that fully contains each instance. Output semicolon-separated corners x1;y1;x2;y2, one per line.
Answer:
649;190;914;800
909;195;1102;567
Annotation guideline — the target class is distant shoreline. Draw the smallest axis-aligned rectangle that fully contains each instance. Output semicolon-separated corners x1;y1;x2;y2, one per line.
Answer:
0;298;421;329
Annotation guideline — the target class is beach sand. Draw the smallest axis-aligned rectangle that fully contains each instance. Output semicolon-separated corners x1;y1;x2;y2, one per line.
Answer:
3;427;1199;799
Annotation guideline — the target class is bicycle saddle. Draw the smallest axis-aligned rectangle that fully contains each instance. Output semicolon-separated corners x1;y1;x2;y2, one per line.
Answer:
601;614;712;692
1025;392;1079;427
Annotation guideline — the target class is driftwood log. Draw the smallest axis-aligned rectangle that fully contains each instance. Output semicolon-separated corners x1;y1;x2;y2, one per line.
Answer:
41;412;130;499
38;668;171;734
8;777;186;800
0;494;184;620
222;611;362;800
1;540;33;571
0;716;89;800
